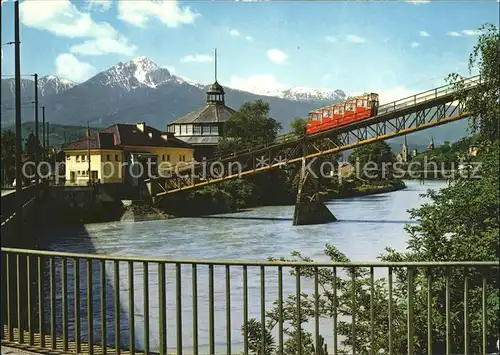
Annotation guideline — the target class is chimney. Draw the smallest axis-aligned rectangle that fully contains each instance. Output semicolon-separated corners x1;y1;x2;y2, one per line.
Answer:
113;133;119;146
136;122;146;132
161;132;175;140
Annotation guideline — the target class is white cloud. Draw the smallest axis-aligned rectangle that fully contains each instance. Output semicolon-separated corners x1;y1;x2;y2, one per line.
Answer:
245;36;254;42
325;36;338;43
55;53;97;82
447;29;482;37
19;0;137;57
419;31;430;37
346;34;366;43
406;0;431;4
20;1;118;38
70;37;137;56
229;29;240;37
267;49;287;64
462;29;481;36
352;86;417;105
180;54;213;63
410;41;420;48
85;0;112;12
227;74;285;95
117;0;199;28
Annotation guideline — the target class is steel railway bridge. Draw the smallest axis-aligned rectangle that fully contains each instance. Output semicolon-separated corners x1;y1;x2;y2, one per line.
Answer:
145;75;484;224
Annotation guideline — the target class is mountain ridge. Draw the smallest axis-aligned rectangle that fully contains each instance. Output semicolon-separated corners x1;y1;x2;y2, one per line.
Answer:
0;56;468;146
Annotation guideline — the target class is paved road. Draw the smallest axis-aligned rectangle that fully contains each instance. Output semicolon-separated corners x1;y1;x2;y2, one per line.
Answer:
0;346;42;354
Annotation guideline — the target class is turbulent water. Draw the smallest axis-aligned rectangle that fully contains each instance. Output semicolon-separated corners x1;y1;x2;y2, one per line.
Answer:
41;180;446;354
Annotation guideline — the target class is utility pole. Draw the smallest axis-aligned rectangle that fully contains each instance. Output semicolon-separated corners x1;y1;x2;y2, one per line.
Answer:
34;74;39;179
46;122;49;152
42;106;45;160
87;122;91;184
0;1;3;89
14;0;22;232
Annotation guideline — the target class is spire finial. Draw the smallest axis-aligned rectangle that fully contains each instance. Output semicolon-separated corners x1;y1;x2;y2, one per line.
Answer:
214;48;218;82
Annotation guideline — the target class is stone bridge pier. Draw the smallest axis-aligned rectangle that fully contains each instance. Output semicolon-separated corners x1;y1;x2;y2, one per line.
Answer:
293;148;337;226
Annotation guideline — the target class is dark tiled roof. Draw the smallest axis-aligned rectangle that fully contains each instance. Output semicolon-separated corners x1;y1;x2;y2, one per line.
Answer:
63;132;120;151
179;136;221;145
101;124;192;149
168;103;236;125
64;123;193;151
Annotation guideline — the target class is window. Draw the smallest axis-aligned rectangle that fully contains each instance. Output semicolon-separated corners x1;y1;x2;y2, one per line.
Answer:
162;154;165;161
167;154;170;161
115;154;119;161
193;125;201;135
76;155;80;162
106;155;111;161
186;125;193;135
202;125;210;135
211;125;218;134
82;155;86;162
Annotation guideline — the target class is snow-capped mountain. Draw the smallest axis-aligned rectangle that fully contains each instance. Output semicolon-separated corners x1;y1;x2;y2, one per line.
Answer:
281;87;346;102
87;56;205;91
90;56;345;102
38;75;75;96
1;56;346;127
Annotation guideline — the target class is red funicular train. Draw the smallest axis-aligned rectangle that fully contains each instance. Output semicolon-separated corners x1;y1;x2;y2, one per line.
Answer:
306;92;379;135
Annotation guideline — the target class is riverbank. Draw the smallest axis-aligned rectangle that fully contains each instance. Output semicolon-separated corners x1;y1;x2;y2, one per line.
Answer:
327;179;407;199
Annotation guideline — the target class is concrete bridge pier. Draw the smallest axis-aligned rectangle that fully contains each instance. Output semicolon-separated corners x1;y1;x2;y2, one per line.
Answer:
293;156;336;226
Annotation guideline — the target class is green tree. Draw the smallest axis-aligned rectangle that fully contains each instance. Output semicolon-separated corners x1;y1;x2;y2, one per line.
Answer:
348;140;394;180
217;100;282;156
1;130;16;186
289;117;307;136
242;23;500;355
24;133;42;161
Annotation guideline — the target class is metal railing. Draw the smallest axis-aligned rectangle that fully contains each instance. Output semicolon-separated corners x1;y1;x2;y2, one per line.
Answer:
1;247;498;355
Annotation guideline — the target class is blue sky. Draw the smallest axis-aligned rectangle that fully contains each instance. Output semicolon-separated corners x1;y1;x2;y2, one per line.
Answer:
1;0;498;102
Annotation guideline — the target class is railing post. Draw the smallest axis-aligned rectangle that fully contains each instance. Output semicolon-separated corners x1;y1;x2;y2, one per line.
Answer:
407;267;414;355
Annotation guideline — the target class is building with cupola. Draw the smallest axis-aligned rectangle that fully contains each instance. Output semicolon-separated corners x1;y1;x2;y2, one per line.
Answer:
166;49;236;161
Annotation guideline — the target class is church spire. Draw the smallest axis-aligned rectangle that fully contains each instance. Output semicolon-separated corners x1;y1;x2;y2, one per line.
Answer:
428;136;435;150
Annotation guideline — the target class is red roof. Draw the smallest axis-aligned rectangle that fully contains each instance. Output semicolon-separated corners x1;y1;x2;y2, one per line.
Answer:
64;123;192;151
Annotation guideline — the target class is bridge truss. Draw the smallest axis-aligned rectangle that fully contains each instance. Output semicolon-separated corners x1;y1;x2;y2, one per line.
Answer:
151;75;482;197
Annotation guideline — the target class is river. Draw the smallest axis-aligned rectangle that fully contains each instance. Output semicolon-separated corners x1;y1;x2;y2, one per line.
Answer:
40;180;446;354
